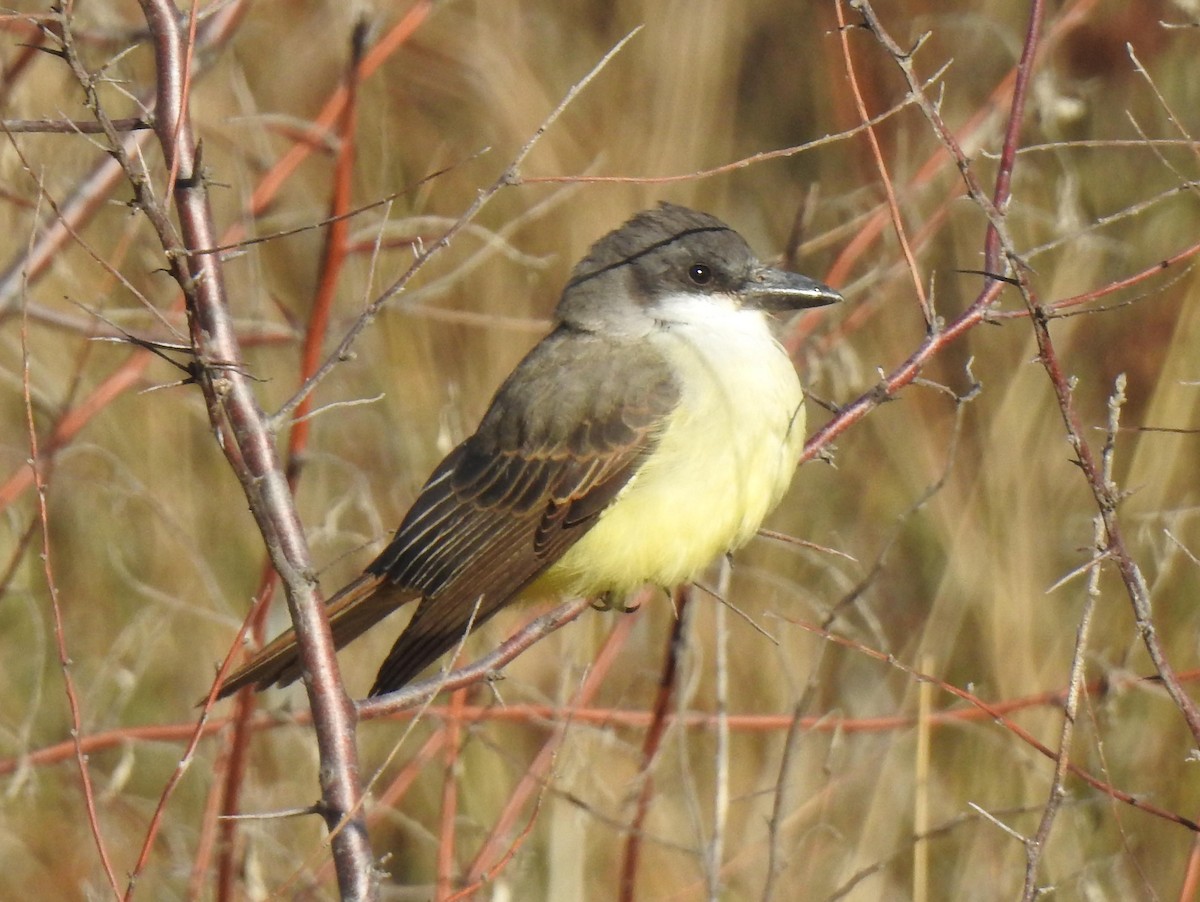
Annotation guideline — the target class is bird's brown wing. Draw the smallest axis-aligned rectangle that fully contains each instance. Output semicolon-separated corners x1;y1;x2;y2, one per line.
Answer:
366;329;679;695
215;329;679;699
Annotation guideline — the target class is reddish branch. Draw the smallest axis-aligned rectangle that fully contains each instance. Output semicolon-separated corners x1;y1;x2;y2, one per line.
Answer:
10;663;1200;775
436;689;468;898
460;608;642;887
619;586;693;901
21;303;121;895
128;1;376;898
832;3;1200;895
7;652;1200;836
0;6;249;315
784;618;1200;833
209;23;369;901
0;5;247;515
830;1;1200;746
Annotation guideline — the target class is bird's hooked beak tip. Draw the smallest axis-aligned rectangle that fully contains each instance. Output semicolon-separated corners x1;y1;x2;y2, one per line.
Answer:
744;265;843;313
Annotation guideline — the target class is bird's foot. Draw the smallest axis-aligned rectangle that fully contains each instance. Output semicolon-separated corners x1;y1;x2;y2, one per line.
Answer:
591;592;641;613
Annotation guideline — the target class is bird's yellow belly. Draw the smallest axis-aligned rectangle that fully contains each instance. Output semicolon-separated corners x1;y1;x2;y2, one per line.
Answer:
541;322;805;598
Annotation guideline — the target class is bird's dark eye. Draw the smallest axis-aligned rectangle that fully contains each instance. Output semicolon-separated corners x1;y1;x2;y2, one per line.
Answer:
688;263;713;285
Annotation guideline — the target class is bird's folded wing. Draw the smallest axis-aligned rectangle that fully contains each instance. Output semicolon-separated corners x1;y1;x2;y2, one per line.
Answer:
367;330;680;694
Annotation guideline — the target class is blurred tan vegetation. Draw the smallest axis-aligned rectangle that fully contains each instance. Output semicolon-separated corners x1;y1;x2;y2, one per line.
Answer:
2;0;1200;899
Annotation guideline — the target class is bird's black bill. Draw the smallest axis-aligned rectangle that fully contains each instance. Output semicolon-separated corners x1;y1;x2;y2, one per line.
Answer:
743;266;842;313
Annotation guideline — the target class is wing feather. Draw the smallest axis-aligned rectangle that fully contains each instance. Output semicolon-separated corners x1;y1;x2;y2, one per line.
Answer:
367;328;679;694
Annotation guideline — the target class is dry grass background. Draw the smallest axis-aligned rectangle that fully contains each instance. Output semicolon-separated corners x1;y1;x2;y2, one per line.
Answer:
2;0;1200;899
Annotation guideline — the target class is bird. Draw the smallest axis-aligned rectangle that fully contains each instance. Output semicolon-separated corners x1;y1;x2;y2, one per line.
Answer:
215;202;841;699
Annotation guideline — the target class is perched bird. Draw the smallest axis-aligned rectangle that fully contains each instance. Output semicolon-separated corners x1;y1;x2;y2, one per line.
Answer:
216;203;841;699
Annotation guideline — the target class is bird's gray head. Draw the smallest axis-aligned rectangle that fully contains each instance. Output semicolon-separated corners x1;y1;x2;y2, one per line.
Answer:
556;203;841;334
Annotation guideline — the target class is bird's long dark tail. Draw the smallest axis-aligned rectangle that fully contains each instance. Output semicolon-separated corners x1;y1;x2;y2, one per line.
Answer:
213;572;415;698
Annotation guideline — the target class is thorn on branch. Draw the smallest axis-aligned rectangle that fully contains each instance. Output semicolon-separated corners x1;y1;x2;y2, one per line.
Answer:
98;328;263;392
866;380;894;406
1031;304;1051;331
806;392;841;415
173;139;205;191
174;169;203;190
312;799;351;826
893;34;925;62
350;17;371;64
21;43;68;61
958;268;1020;287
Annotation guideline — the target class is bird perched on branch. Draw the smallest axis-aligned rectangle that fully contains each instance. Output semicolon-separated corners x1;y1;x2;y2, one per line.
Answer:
215;202;841;699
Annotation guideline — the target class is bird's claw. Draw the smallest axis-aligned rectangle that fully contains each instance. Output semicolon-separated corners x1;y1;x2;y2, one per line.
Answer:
591;592;641;613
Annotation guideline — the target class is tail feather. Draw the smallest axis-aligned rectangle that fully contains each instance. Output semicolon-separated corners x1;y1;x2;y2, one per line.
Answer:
368;593;510;696
213;572;415;698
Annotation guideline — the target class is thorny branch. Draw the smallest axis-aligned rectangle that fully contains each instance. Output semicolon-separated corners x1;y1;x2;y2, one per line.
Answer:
58;1;376;897
839;0;1200;748
1020;376;1124;899
810;11;1200;899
